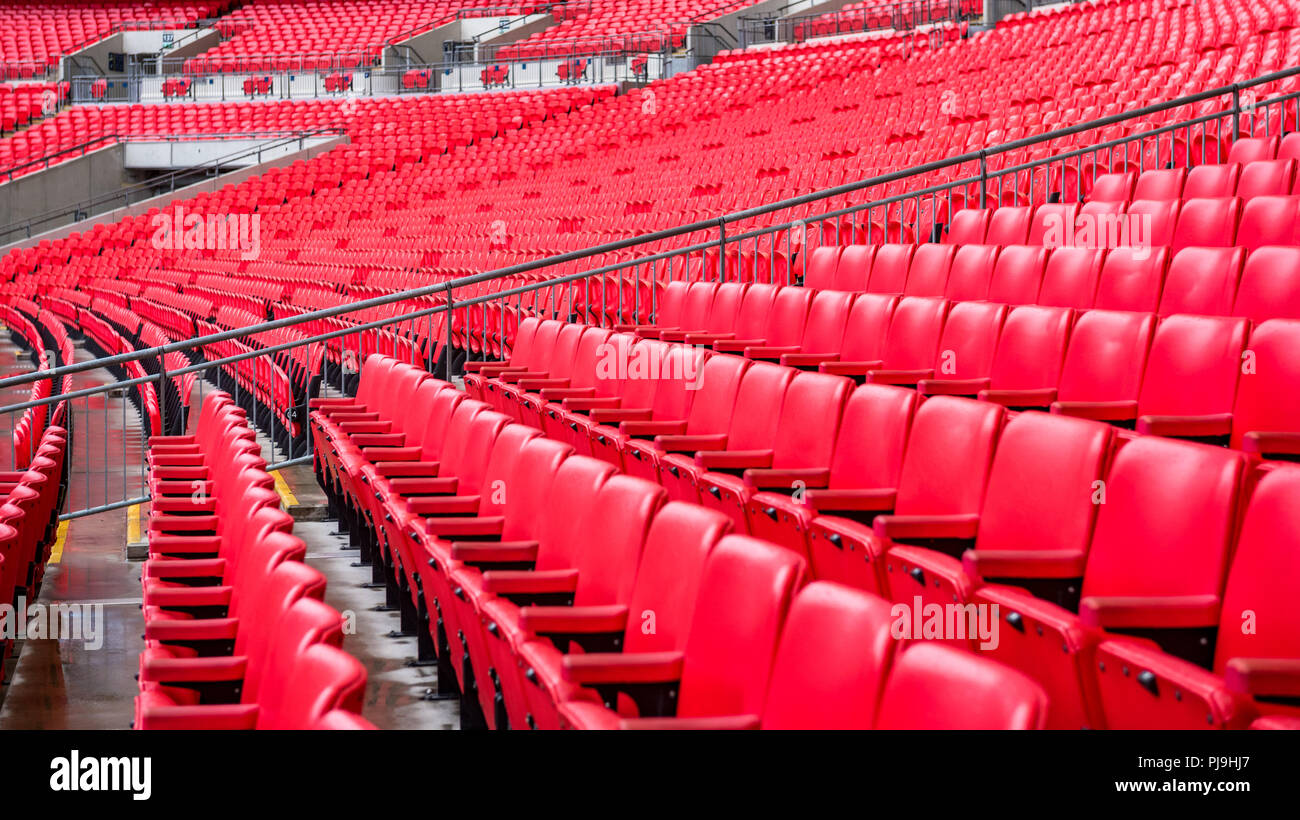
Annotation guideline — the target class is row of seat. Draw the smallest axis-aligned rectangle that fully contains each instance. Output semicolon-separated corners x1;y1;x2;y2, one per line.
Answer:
802;242;1298;320
311;357;1052;729
482;302;1298;460
134;391;373;730
934;195;1300;250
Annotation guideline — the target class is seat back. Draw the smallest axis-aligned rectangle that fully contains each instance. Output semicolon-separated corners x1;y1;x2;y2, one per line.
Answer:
1231;320;1300;449
880;297;948;371
535;455;619;571
988;305;1074;392
1137;314;1248;418
825;384;918;492
684;354;750;434
902;244;956;296
838;294;897;362
572;475;668;607
875;643;1048;729
1235;194;1300;250
1037;247;1103;309
1158;247;1245;317
761;583;899;729
832;245;875;290
623;503;733;652
984;206;1032;245
933;301;1006;381
987;245;1047;305
1133;168;1186;201
1171;197;1240;250
703;283;747;333
944;208;989;244
1080;437;1246;603
771;372;853;469
802;246;843;289
677;537;805;718
1056;309;1155;404
758;286;814;346
1232;246;1300;322
731;284;780;338
1095;247;1169;313
261;644;367;729
725;362;796;449
866;244;916;294
499;437;575;541
894;396;1003;516
944;244;1000;301
797;290;855;355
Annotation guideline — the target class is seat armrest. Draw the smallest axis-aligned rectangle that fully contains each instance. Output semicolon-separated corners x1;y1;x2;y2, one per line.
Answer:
655;433;728;453
481;568;579;595
1136;413;1233;439
961;548;1088;580
136;704;258;731
742;467;831;491
518;605;628;636
1050;399;1139;422
1078;594;1221;630
1241;431;1300;458
867;368;935;386
978;387;1058;408
562;651;685;686
818;360;884;378
618;715;761;731
696;449;773;471
802;488;896;513
873;513;980;542
1223;659;1300;699
448;540;539;563
142;655;247;684
620;419;686;438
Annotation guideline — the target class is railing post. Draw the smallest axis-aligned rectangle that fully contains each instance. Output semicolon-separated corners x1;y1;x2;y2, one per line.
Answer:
717;218;727;283
1231;83;1242;140
978;150;988;209
157;353;168;437
444;284;454;382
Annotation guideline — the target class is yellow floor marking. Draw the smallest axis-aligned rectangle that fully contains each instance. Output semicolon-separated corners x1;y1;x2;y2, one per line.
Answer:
125;503;142;544
272;470;299;508
49;520;70;564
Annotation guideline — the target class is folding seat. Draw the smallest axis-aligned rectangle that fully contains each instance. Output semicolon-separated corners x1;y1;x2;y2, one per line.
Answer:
974;437;1247;728
986;245;1048;304
1280;132;1300;162
1093;247;1169;312
874;643;1048;730
1134;315;1249;442
676;284;779;347
829;245;875;290
1036;247;1103;309
1087;172;1135;202
1132;168;1186;201
472;320;562;408
944;208;989;244
140;560;326;702
1233;246;1300;322
465;317;540;393
557;536;804;729
583;344;706;467
710;287;812;356
921;305;1073;409
807;396;1003;595
615;282;686;335
820;296;947;383
864;244;915;294
1157;247;1245;318
943;244;1000;301
744;384;917;564
868;301;1006;389
618;353;749;485
1123;200;1180;246
1170;197;1241;250
695;371;853;531
492;322;587;419
983;206;1032;245
741;290;854;365
410;437;578;715
547;337;664;454
1050;310;1156;423
137;606;365;730
1182;163;1240;199
635;282;715;340
1231;320;1300;459
1234;159;1295;199
1235;195;1300;250
801;246;843;289
656;362;795;503
1226;136;1279;166
514;502;733;730
657;283;745;342
1028;203;1078;245
901;243;956;297
474;471;668;728
515;328;620;430
1091;459;1300;729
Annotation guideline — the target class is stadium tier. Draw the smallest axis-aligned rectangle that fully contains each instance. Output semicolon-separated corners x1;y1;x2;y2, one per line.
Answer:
0;0;1295;755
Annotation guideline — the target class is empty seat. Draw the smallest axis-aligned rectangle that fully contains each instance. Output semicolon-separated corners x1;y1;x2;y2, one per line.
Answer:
1132;168;1186;201
1051;310;1156;423
1232;246;1300;322
1094;248;1169;313
1135;315;1249;441
1037;247;1103;309
1087;172;1135;202
944;208;989;244
1234;159;1296;199
1158;247;1246;317
1170;197;1241;250
974;437;1247;728
865;244;916;294
1182;163;1240;199
1091;463;1299;729
943;244;1001;301
1235;195;1300;250
902;243;956;297
831;245;875;290
1231;320;1300;458
984;206;1032;245
802;246;843;289
986;245;1048;304
874;642;1049;730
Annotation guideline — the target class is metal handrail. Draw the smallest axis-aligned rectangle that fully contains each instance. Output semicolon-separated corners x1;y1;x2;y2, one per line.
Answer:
3;62;1297;395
